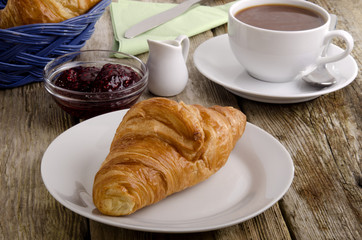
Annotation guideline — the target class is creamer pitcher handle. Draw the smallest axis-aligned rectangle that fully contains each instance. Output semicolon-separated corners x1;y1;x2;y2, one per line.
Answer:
175;35;190;62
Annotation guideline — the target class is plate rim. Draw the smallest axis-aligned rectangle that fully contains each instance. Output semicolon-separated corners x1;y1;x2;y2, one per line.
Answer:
193;34;358;102
41;109;294;233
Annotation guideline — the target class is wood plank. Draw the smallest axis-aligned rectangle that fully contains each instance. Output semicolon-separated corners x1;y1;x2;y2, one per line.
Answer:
0;83;88;239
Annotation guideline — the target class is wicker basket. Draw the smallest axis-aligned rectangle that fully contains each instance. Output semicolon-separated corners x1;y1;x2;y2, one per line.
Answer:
0;0;111;89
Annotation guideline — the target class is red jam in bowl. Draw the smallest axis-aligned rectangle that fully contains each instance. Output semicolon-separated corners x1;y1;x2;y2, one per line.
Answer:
50;63;146;119
55;63;141;92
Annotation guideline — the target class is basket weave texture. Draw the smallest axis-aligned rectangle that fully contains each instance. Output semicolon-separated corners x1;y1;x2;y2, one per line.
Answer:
0;0;111;89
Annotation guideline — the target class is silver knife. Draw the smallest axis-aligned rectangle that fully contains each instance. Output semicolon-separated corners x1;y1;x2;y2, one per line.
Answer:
124;0;202;39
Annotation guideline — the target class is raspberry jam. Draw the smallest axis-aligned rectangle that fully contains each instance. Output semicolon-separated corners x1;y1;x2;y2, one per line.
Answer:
50;63;146;119
55;63;141;92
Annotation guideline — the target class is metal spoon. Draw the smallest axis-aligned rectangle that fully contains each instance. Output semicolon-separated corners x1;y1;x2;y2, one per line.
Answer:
302;14;338;87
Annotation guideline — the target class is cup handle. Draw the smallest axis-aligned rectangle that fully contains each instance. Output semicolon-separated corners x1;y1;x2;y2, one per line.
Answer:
175;35;190;62
317;30;354;65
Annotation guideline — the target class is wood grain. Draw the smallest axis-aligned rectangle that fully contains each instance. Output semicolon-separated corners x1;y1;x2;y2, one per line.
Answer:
0;0;360;239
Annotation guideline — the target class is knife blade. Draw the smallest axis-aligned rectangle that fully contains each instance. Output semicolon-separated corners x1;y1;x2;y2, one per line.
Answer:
124;0;202;39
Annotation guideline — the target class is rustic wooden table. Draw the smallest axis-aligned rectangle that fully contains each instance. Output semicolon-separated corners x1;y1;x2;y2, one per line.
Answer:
1;0;361;239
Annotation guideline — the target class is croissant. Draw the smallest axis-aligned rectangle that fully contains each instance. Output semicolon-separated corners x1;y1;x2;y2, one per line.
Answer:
92;98;247;216
0;0;101;29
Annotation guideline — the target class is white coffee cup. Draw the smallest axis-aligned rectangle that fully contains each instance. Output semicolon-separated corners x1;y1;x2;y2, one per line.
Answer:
228;0;354;83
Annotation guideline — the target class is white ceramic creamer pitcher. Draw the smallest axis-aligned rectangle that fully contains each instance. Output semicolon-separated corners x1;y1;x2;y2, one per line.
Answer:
147;35;190;96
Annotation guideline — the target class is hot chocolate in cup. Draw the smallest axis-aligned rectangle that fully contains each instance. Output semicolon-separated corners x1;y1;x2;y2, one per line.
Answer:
228;0;354;83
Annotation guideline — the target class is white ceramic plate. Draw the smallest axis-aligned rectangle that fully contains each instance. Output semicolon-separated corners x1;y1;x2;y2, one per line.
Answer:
193;34;358;104
41;109;294;233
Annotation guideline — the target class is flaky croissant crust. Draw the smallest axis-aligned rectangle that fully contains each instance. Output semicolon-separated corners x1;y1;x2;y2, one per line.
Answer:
0;0;101;28
93;98;246;216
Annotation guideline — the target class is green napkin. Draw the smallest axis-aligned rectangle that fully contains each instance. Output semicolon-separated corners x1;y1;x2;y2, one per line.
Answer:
110;0;235;56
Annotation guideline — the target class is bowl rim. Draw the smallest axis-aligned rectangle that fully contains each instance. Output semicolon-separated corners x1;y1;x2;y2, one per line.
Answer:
43;49;149;99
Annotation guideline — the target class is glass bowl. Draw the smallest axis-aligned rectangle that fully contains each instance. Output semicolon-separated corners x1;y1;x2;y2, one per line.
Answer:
43;50;148;119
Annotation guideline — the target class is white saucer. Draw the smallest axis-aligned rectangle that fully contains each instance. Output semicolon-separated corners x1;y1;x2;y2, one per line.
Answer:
193;34;358;104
